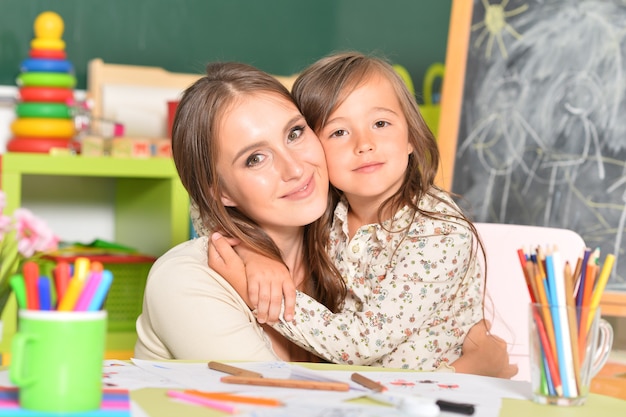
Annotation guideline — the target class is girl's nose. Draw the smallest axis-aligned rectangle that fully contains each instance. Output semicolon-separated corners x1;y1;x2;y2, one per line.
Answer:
355;131;375;154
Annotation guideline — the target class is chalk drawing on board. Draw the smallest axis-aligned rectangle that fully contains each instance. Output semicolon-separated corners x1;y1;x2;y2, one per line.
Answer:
471;0;529;59
452;0;626;290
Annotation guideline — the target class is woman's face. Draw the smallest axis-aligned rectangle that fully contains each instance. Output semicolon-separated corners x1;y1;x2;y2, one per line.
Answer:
216;92;329;236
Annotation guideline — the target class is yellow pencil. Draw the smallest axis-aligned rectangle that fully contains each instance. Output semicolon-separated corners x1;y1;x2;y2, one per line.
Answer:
586;254;615;332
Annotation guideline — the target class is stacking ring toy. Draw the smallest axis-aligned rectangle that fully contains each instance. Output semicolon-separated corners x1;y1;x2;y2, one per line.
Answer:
16;103;71;119
17;72;76;88
19;87;73;103
30;38;65;51
21;58;73;73
11;118;75;138
8;137;76;154
30;49;67;59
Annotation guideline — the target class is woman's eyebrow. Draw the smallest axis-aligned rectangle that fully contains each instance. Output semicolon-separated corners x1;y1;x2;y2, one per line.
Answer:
232;141;268;163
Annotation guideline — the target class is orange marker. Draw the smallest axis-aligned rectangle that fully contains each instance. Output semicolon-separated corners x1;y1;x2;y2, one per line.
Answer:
23;261;40;310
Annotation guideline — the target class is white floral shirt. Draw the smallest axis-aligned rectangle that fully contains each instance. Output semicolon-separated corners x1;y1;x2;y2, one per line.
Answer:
274;188;484;370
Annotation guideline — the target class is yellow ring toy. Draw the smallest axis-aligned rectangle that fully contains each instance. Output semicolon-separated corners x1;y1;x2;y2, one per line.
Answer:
17;72;76;88
30;38;65;50
11;118;75;138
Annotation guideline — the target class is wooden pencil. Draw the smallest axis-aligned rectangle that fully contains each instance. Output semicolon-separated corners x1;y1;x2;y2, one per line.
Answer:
564;261;581;392
208;361;263;378
351;372;387;392
220;376;350;391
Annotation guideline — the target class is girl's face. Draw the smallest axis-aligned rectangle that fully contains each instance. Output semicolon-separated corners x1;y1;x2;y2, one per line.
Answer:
216;92;328;238
317;73;413;207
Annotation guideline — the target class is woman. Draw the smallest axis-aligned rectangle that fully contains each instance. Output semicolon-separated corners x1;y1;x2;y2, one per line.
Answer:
134;61;344;361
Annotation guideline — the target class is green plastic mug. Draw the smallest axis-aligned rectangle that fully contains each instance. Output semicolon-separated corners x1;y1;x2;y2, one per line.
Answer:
10;310;107;412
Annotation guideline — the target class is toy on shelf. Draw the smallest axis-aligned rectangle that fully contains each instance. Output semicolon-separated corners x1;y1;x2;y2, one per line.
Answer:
8;11;78;154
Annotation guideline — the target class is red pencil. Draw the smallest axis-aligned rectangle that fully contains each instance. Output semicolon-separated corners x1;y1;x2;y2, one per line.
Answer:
532;308;563;396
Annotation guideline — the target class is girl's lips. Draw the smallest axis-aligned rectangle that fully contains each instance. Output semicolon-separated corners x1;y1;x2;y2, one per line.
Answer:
354;162;383;173
282;175;315;200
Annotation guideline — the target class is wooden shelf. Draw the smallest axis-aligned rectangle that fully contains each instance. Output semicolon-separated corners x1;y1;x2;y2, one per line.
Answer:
0;152;191;353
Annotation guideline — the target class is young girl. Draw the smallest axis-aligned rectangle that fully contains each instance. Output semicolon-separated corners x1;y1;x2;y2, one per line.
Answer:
209;52;515;377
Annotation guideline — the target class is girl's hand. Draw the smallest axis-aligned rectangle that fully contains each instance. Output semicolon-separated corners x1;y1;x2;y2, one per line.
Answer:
451;319;519;379
208;232;248;301
208;232;296;324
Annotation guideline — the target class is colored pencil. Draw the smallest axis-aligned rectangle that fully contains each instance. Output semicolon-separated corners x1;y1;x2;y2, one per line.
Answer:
546;251;576;397
184;390;283;407
587;253;615;332
575;248;592;308
167;390;237;414
563;261;581;391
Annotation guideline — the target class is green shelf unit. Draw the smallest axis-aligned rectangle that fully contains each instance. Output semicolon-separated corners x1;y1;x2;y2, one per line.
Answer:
0;152;191;354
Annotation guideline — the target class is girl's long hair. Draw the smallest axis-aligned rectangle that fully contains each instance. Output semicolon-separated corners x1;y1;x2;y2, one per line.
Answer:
292;51;486;295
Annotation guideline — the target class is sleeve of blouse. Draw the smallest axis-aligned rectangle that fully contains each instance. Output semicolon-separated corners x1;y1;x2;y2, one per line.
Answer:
272;219;484;366
137;242;279;361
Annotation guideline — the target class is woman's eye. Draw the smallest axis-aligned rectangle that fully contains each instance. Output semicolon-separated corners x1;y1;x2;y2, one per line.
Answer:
246;153;265;167
287;125;305;142
374;120;389;128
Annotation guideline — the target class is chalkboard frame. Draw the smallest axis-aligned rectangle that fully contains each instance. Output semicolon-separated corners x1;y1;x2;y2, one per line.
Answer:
437;0;626;316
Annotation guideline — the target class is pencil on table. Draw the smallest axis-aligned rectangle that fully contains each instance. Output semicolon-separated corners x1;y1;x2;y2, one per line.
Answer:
351;372;387;392
208;361;263;378
220;376;350;391
184;390;283;407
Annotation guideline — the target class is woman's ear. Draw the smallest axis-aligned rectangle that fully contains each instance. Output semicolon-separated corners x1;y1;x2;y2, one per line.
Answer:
219;191;237;207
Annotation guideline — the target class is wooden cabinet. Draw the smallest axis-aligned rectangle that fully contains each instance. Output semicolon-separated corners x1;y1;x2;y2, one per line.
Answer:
0;152;190;354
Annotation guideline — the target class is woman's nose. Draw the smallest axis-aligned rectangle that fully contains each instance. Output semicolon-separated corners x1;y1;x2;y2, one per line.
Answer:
278;151;304;180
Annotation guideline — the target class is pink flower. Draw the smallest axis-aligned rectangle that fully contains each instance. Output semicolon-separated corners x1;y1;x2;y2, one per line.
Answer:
13;208;59;258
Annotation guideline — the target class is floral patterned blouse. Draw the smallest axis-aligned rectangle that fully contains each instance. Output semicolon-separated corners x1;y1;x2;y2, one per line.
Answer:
274;188;484;370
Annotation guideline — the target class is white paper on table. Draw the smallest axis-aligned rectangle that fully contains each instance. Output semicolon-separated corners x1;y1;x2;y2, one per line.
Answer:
130;359;365;404
103;359;183;390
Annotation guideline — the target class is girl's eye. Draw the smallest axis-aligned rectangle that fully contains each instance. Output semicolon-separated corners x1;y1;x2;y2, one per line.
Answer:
287;125;305;142
329;129;348;138
374;120;389;128
245;153;266;167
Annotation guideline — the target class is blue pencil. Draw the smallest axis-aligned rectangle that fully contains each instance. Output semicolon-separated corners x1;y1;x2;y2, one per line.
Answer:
545;253;571;397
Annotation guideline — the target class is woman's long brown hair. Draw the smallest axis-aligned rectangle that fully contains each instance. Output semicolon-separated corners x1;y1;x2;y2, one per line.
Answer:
172;61;346;312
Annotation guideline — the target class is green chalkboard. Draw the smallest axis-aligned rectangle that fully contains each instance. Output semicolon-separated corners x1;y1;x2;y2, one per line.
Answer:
0;0;451;103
